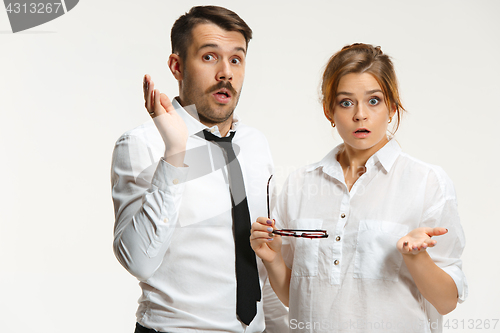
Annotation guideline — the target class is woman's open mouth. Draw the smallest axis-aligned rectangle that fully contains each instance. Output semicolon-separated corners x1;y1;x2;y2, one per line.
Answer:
353;128;371;138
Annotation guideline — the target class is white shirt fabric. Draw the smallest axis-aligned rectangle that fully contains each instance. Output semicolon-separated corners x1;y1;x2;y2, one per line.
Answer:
275;139;467;333
111;99;288;333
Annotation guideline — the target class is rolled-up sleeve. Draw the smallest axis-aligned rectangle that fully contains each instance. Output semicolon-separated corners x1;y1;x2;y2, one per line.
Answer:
422;168;468;303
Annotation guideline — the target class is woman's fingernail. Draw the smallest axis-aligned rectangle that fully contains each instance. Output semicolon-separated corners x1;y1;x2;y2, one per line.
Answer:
403;242;408;247
267;227;273;232
267;238;273;241
266;219;273;225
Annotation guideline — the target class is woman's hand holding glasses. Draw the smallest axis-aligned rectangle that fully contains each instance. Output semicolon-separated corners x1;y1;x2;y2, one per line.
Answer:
251;175;328;263
250;217;282;264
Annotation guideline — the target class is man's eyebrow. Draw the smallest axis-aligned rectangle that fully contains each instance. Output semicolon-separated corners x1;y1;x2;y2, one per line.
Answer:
234;46;247;54
336;89;383;97
198;43;247;54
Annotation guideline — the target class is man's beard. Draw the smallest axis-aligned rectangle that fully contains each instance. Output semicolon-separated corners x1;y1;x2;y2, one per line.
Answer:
181;72;240;126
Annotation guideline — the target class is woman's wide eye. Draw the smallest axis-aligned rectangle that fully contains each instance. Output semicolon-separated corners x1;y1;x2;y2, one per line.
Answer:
340;100;353;107
231;57;241;65
369;98;380;106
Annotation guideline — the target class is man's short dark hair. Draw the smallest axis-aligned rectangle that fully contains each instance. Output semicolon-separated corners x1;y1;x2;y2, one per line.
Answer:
171;6;253;60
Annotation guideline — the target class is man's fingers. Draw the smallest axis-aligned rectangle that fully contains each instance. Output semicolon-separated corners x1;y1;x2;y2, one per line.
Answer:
143;76;151;110
154;89;166;116
143;75;172;119
143;75;149;101
147;78;155;110
149;82;155;111
159;93;175;114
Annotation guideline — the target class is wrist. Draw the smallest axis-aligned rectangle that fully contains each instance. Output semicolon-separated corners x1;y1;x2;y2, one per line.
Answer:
263;251;284;268
164;147;186;167
402;250;430;260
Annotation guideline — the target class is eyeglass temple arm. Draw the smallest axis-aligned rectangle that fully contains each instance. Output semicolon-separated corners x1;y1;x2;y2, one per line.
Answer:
267;174;273;219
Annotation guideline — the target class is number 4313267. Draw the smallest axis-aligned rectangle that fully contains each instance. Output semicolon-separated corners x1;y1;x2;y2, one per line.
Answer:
6;3;62;14
443;319;498;330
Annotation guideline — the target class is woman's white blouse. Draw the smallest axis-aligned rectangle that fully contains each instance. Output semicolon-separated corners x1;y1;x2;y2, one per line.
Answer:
275;139;467;333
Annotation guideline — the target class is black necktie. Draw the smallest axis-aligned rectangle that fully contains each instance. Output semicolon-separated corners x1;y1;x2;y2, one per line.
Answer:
200;130;261;326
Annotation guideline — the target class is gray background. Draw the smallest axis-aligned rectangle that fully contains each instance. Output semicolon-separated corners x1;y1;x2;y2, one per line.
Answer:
1;0;498;332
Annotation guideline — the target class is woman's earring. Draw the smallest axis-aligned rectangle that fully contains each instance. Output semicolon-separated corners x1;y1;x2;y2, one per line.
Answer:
388;117;392;124
331;122;336;128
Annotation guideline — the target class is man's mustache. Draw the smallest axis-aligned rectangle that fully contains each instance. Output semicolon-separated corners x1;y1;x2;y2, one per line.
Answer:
205;81;237;96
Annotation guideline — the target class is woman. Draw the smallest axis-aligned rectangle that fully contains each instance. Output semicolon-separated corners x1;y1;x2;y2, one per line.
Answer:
250;43;467;332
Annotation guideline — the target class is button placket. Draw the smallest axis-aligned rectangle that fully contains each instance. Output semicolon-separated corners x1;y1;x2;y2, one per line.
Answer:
330;192;349;285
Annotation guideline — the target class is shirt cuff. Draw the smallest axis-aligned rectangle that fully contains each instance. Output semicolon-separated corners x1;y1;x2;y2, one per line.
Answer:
441;264;468;303
151;157;189;193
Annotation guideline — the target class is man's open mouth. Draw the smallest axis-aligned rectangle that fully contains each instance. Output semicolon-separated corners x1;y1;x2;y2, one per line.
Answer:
212;88;233;104
215;89;231;98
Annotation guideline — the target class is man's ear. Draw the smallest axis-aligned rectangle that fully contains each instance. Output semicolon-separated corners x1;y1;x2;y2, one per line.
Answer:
168;54;183;81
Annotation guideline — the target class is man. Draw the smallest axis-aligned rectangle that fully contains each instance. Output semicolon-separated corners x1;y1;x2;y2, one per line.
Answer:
111;6;288;333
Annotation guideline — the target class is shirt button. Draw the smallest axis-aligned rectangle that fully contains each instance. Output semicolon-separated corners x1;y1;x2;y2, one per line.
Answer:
163;218;169;223
336;236;341;242
210;128;216;133
340;213;346;218
334;260;339;265
173;179;179;185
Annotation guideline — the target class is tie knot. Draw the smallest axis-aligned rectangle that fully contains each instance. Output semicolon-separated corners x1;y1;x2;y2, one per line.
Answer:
202;130;235;143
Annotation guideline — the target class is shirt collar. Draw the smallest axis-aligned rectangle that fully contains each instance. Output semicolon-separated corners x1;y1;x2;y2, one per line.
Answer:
371;138;401;173
305;138;402;180
172;97;240;138
305;144;344;180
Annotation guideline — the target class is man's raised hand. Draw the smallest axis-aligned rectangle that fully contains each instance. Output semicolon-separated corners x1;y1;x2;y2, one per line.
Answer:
143;74;188;167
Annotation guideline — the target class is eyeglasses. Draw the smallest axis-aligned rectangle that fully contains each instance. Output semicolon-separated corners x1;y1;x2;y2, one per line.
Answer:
272;229;328;238
266;175;329;239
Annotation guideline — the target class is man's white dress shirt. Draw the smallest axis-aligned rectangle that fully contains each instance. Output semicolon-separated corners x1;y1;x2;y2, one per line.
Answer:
276;139;467;333
111;99;288;332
